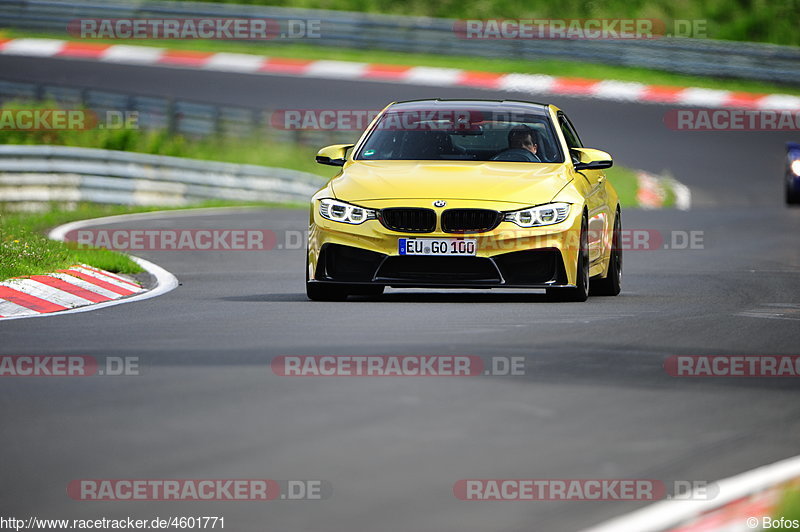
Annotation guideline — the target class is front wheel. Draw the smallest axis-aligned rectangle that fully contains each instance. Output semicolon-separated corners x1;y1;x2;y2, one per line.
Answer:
547;214;589;302
590;210;622;296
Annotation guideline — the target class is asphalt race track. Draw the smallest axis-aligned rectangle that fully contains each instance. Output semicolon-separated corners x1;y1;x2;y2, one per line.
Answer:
1;55;800;531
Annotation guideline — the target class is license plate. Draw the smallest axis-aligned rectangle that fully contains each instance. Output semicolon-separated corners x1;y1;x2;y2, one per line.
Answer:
399;238;477;256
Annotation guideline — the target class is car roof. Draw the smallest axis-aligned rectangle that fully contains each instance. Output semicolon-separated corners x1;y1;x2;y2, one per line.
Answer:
388;99;554;115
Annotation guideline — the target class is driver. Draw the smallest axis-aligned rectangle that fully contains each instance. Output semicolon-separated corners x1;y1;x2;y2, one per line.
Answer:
491;125;541;162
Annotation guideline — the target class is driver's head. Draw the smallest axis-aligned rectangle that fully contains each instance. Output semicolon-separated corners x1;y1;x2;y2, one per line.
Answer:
508;125;538;154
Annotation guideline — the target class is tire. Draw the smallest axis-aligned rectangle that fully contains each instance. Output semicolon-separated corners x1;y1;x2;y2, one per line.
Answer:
590;209;622;296
547;214;589;302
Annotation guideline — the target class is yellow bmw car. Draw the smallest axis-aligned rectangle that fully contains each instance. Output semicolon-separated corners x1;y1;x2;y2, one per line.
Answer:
307;99;621;302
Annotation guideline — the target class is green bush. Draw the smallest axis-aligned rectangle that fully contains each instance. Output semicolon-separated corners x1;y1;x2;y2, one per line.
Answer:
159;0;800;46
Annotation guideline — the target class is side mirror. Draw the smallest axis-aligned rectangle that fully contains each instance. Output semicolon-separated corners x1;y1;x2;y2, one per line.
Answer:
572;148;613;171
316;144;354;167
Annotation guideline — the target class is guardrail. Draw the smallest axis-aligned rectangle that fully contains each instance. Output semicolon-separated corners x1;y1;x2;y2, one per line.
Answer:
0;145;324;207
0;0;799;84
0;79;358;146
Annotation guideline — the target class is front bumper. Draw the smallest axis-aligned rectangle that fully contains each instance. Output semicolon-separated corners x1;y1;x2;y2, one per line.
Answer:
311;243;569;288
308;201;584;288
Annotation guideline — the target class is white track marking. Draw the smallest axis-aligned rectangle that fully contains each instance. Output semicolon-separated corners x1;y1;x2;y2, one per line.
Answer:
498;73;557;94
757;94;800;110
1;38;65;56
304;60;369;79
203;52;266;72
591;80;648;101
677;88;732;107
101;44;165;63
403;66;463;86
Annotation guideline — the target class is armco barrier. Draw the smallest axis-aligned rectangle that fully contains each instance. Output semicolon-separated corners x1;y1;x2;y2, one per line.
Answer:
0;79;358;145
0;0;798;84
0;145;324;206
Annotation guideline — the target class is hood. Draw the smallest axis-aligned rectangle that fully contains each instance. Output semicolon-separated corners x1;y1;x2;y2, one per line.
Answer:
331;161;571;205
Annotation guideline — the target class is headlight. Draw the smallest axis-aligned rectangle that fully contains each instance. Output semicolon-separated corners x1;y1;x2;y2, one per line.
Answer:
791;160;800;176
503;203;571;227
319;198;376;225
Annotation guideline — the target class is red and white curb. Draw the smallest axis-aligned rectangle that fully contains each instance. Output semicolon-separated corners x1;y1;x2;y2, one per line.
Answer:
636;171;692;210
0;264;144;318
582;454;800;532
1;37;799;110
0;215;179;320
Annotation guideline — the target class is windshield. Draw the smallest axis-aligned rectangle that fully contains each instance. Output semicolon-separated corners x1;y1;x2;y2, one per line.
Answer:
355;108;564;163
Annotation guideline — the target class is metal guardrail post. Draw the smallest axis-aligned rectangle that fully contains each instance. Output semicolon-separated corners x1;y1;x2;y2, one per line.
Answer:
166;99;177;136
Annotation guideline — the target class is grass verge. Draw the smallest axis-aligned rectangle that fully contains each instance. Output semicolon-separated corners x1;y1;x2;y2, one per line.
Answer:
0;200;301;281
605;165;642;208
3;29;799;97
774;484;800;525
1;212;144;280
